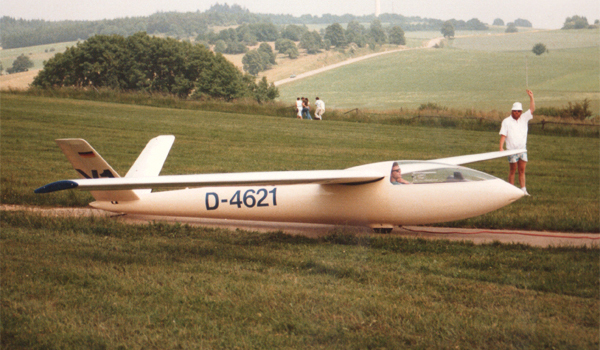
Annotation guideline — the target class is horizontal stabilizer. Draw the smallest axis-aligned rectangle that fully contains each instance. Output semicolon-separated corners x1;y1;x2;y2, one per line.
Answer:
432;149;527;166
35;169;384;193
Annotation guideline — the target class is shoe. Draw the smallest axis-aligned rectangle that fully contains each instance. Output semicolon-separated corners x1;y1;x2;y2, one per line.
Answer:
521;188;530;196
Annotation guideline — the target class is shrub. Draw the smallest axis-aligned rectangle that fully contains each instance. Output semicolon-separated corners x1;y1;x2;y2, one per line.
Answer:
536;99;593;120
418;102;447;111
532;43;547;55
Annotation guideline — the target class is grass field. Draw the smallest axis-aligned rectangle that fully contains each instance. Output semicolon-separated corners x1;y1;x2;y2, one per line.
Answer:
277;29;600;112
0;41;79;72
1;211;598;349
450;28;600;51
277;46;599;111
1;94;598;232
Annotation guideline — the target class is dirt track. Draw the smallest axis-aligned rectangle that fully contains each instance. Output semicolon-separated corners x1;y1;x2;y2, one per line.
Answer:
3;205;598;248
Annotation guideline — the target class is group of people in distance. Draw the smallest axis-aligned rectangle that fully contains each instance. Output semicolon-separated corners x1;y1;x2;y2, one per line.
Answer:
296;97;325;120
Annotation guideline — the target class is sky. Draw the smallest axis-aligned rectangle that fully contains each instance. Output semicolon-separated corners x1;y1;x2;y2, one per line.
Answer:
1;0;599;30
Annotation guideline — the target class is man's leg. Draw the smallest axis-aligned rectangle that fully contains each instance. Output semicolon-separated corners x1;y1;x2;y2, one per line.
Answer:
517;159;527;189
508;162;518;185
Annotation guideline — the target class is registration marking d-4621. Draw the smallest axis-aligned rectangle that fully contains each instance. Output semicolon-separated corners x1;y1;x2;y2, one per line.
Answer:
206;188;277;210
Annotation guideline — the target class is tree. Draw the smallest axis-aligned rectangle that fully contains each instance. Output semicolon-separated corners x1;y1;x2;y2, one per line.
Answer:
562;15;589;29
242;50;265;75
213;40;227;53
506;23;518;33
281;24;308;41
440;21;455;38
252;76;279;103
532;43;547;55
369;19;386;44
465;18;488;30
7;54;34;74
275;38;298;59
514;18;532;27
224;41;248;54
324;23;346;48
31;32;278;101
248;22;279;42
388;26;406;45
257;42;276;65
493;18;504;26
345;20;366;47
299;31;323;54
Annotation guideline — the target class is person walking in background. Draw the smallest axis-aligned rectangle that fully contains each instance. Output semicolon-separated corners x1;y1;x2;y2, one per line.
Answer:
295;97;303;119
302;97;312;120
499;89;535;196
314;97;325;120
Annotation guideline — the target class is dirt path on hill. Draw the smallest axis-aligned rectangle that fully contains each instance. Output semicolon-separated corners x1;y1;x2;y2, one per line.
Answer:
3;205;598;248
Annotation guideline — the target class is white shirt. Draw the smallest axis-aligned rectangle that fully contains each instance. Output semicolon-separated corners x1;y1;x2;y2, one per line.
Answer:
499;110;533;150
315;100;325;109
296;100;303;109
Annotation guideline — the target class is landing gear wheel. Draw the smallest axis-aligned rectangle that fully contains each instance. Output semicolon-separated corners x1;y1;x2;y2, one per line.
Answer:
373;228;393;234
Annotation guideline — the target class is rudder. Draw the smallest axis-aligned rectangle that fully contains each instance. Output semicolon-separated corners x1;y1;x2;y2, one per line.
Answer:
56;139;139;202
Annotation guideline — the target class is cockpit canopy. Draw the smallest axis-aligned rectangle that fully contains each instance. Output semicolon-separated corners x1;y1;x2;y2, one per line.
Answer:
391;162;497;185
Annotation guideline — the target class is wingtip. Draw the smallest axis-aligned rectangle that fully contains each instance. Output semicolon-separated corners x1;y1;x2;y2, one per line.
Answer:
34;180;79;194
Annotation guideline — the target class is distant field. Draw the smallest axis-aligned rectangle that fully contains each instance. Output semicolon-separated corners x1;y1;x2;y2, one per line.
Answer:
0;41;78;72
277;39;599;112
1;94;598;232
450;28;600;51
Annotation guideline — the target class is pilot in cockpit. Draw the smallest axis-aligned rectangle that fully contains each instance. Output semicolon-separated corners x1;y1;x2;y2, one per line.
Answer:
390;162;410;185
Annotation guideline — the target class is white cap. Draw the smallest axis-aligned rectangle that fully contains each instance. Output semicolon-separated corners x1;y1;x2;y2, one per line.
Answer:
511;102;523;111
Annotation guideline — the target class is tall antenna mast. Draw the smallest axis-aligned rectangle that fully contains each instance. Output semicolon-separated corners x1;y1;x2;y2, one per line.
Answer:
525;55;529;88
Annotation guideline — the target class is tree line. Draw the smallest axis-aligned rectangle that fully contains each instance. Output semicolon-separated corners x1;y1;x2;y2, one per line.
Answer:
236;19;409;75
1;2;493;49
32;32;279;103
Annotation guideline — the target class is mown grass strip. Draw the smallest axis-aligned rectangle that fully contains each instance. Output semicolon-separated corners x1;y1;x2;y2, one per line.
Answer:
1;211;598;349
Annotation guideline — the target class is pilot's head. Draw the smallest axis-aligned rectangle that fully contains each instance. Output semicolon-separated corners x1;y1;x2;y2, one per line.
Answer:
390;162;401;182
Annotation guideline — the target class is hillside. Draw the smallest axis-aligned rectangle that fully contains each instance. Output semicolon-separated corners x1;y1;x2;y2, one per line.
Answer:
276;29;600;112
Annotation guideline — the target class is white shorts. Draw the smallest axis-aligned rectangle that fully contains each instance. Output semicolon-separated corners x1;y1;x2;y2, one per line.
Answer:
508;152;528;163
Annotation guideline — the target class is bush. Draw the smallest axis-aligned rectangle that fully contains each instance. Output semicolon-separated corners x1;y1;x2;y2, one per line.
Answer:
532;43;547;55
506;23;518;33
7;54;33;74
418;102;447;111
536;99;593;120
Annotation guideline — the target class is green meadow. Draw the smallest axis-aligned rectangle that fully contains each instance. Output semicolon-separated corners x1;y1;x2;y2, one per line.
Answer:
2;212;598;349
277;29;600;112
1;93;599;349
1;93;598;232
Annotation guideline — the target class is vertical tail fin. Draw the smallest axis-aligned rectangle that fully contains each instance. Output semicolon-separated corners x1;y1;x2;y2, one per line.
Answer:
56;139;140;202
56;135;176;202
125;135;175;196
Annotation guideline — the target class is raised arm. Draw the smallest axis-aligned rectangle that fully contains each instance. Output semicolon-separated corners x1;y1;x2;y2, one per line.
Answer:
527;89;535;114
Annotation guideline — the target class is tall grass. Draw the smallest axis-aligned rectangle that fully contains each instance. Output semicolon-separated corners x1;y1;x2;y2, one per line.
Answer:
1;211;598;349
5;89;599;138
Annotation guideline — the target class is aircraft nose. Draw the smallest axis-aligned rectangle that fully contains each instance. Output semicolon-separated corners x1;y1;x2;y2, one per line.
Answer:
504;182;526;203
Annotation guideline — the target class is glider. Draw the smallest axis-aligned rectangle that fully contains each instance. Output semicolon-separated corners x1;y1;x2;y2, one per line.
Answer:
35;135;525;233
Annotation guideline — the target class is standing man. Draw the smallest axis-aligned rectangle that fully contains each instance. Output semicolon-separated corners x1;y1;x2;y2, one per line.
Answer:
499;89;535;195
315;97;325;120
